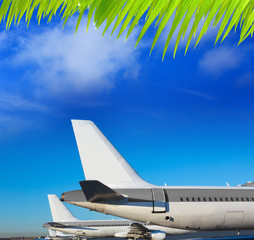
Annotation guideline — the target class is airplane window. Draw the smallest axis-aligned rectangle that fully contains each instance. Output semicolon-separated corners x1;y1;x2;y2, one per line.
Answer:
186;198;189;202
209;197;212;201
252;197;254;201
220;197;223;201
246;198;249;201
236;197;239;201
231;197;233;201
198;197;200;201
225;198;228;201
203;197;206;201
214;198;217;201
192;197;195;201
241;197;244;201
180;197;183;201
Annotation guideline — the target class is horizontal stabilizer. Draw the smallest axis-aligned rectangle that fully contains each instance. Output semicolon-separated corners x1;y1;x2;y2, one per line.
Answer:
44;222;69;229
79;180;124;202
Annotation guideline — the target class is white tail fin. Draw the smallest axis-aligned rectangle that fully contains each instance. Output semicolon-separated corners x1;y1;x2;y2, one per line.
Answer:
71;120;151;188
48;229;57;237
48;194;78;222
48;229;74;237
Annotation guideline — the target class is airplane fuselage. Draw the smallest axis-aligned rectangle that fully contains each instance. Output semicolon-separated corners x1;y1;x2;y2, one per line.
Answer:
44;220;192;238
62;186;254;231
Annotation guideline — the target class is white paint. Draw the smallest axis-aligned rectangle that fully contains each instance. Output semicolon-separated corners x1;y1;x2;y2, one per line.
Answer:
63;120;254;232
72;120;152;187
45;194;194;239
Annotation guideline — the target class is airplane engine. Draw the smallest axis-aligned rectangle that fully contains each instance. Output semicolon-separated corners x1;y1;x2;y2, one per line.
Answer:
150;231;166;240
114;232;129;238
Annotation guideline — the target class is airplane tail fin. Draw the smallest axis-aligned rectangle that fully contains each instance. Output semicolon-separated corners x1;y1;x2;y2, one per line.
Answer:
71;120;151;188
48;194;78;222
48;229;74;238
48;229;57;237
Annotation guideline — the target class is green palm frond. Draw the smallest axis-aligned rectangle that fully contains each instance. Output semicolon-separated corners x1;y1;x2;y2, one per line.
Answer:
0;0;253;59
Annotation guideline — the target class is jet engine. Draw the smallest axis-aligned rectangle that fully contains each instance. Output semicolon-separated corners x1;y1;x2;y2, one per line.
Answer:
114;229;166;240
150;231;166;240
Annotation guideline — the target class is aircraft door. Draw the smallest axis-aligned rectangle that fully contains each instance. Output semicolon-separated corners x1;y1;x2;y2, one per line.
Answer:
152;188;166;213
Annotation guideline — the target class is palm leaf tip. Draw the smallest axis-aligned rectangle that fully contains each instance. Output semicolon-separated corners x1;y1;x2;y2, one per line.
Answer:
0;0;253;59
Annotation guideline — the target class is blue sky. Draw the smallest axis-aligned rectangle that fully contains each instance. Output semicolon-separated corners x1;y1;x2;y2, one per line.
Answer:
0;13;254;237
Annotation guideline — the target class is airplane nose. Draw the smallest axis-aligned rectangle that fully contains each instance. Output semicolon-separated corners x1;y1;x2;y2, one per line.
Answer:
60;193;65;201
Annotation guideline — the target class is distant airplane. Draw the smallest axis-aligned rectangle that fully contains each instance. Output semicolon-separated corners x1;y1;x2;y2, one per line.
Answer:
44;195;194;240
61;120;254;232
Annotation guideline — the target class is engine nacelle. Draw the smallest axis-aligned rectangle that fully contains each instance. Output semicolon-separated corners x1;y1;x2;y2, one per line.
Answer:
114;231;129;238
150;231;166;240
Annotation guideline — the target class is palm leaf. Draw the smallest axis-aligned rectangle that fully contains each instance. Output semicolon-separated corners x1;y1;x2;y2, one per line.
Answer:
0;0;253;59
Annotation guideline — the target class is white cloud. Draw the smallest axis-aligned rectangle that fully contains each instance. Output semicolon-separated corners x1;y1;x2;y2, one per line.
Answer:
0;20;142;131
0;31;8;49
0;91;48;112
199;46;244;76
12;19;141;98
0;91;48;132
0;112;36;137
176;88;216;100
235;72;254;87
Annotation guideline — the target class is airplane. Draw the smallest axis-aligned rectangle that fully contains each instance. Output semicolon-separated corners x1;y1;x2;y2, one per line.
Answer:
61;120;254;232
43;195;194;240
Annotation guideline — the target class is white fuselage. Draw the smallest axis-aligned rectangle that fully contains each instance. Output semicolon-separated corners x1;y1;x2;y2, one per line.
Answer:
62;186;254;231
45;220;193;238
63;120;254;233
